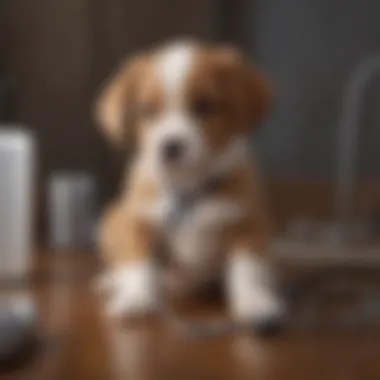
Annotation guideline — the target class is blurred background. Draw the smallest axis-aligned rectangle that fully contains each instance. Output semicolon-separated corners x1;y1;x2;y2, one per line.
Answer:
1;0;380;246
0;0;380;378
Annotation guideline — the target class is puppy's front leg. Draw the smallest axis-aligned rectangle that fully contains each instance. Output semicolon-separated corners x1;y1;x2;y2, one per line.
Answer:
225;231;284;327
102;208;160;319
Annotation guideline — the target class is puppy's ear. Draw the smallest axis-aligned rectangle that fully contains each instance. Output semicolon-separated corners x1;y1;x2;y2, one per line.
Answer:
94;56;145;147
244;64;273;128
216;48;274;132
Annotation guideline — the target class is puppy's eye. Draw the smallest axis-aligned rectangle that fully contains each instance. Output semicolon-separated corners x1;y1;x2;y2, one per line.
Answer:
191;97;218;119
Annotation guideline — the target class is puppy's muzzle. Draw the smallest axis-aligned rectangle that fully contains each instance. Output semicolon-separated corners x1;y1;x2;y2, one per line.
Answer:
161;138;187;164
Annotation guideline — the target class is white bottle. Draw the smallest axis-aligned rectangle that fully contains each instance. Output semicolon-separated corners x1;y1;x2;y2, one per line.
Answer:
0;128;35;279
48;172;96;250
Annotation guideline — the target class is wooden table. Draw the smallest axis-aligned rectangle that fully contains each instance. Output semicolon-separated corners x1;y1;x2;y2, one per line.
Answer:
3;252;380;380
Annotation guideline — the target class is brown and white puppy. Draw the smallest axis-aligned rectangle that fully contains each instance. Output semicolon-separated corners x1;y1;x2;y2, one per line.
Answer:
95;40;283;325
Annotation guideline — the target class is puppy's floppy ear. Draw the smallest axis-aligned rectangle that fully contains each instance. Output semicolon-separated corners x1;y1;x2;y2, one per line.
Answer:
94;56;145;147
216;48;274;132
244;63;273;128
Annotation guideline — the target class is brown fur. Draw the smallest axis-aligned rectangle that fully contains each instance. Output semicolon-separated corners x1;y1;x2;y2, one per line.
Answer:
96;41;273;288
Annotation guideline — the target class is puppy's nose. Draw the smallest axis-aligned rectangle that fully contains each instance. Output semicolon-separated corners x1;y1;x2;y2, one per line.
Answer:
162;139;185;162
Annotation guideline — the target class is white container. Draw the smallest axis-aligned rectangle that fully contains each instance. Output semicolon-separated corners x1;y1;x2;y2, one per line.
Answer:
0;128;35;279
48;172;96;250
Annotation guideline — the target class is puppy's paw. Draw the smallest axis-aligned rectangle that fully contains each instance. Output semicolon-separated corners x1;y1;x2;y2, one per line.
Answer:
230;288;285;325
227;252;286;332
105;291;157;320
103;261;159;320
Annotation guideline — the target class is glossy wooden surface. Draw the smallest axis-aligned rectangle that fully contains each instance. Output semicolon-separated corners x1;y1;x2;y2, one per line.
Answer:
3;253;380;380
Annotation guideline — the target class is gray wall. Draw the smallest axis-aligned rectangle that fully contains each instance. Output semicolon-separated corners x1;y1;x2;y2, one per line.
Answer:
4;0;220;241
250;0;380;178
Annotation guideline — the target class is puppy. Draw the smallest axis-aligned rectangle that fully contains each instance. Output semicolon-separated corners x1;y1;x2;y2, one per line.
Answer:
94;40;284;326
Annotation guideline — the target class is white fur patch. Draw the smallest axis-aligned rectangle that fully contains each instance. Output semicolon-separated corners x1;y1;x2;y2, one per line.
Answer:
145;43;205;177
157;42;194;108
226;250;284;322
104;261;159;318
166;198;243;286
